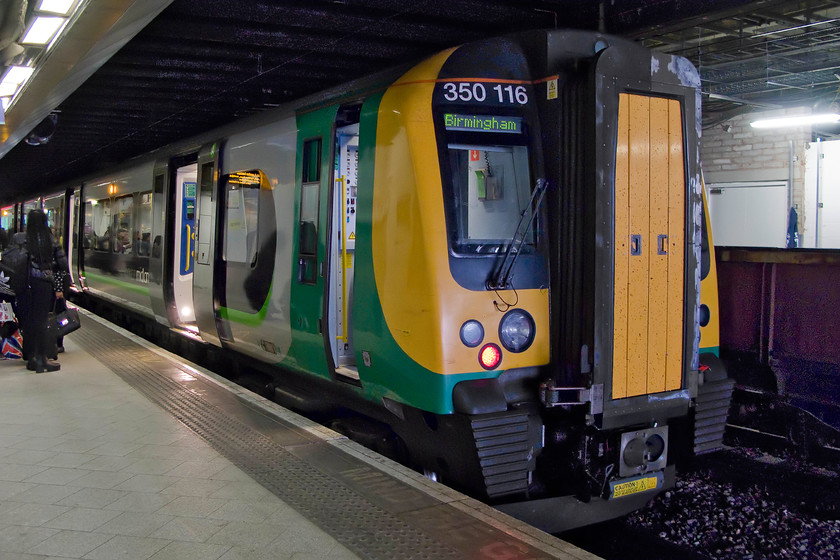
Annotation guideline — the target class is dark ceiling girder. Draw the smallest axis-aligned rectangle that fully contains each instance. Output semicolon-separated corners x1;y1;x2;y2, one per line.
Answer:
2;0;840;204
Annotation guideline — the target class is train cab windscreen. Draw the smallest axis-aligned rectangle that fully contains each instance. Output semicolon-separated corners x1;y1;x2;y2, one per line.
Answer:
442;114;534;256
437;110;546;291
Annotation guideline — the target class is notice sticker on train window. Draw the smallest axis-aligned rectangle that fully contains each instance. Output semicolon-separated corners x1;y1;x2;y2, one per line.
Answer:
444;113;522;134
609;473;662;499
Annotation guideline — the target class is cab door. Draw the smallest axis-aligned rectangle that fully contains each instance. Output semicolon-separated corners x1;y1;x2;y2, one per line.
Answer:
289;105;337;379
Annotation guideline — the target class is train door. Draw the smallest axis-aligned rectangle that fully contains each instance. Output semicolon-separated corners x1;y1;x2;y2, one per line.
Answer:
173;163;197;326
150;156;198;329
67;188;79;287
328;111;360;379
290;105;337;379
193;143;223;347
150;162;171;324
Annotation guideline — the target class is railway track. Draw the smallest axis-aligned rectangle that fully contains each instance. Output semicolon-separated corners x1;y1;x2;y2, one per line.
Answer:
725;386;840;468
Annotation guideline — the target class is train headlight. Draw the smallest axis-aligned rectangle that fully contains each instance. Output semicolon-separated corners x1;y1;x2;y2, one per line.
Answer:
460;320;484;348
479;343;502;370
498;309;535;353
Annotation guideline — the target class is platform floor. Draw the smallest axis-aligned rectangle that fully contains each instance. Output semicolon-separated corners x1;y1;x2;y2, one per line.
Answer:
0;311;597;560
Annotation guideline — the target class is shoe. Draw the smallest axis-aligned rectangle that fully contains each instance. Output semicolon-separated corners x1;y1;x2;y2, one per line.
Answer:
57;346;65;354
26;359;36;371
34;357;60;373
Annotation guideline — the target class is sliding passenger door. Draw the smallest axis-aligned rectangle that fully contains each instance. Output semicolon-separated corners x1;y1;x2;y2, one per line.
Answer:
289;106;337;378
193;143;223;347
150;156;199;329
150;162;171;324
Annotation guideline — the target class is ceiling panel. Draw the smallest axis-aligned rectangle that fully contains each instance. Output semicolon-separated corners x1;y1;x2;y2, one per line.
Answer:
1;0;839;204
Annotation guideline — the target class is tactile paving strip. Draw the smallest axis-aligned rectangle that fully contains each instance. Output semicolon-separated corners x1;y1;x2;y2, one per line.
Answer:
73;320;463;560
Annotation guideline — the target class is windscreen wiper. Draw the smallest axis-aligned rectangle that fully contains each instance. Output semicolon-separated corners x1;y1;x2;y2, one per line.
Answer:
487;178;549;291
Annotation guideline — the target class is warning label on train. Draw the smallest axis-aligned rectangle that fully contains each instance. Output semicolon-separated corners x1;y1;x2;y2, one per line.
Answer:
610;474;662;499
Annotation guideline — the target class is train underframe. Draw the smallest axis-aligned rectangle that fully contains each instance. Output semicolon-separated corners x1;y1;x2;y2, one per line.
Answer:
74;289;732;533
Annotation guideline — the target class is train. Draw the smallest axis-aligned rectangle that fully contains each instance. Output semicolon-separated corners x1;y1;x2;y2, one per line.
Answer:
0;29;732;533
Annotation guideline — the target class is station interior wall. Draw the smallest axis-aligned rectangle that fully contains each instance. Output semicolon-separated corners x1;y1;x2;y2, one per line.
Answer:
700;106;840;249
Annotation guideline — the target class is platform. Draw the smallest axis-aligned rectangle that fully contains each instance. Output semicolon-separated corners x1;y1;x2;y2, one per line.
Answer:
0;310;597;560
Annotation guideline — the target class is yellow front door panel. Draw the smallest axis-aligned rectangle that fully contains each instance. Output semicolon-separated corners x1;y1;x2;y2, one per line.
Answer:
613;93;685;399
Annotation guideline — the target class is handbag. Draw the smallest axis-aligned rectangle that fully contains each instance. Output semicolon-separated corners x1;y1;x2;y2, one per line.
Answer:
55;306;81;337
0;245;29;296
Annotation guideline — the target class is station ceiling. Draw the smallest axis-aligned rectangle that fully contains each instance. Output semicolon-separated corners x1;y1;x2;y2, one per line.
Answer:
1;0;840;205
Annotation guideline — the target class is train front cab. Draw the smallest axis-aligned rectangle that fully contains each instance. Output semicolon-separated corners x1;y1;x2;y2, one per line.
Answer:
394;31;714;532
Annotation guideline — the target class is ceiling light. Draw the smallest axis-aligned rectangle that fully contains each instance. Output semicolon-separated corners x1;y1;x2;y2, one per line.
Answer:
2;66;34;85
750;113;840;128
38;0;77;15
21;16;65;45
0;83;17;97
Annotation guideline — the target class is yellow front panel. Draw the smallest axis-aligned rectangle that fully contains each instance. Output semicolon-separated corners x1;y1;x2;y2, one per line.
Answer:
698;179;720;355
613;94;685;399
666;103;686;390
371;52;550;375
626;94;651;398
647;98;670;393
613;94;630;399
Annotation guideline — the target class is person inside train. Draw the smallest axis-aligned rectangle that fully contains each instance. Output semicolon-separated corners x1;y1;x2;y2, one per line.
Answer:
116;229;131;253
98;227;111;252
137;232;151;256
11;210;70;373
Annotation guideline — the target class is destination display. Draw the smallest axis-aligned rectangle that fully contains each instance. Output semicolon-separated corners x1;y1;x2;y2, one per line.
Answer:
443;113;522;134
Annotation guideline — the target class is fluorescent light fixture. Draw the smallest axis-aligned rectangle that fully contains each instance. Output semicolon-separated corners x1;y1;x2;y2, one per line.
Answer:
38;0;77;15
750;113;840;128
2;66;34;85
22;16;65;45
0;83;17;97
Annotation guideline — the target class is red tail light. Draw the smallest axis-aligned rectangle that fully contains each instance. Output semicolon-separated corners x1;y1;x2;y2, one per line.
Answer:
479;343;502;370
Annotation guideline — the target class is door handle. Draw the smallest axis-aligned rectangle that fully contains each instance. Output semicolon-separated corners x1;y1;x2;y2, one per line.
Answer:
630;234;642;256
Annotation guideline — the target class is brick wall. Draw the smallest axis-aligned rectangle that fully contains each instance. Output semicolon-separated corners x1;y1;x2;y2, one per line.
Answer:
701;107;811;231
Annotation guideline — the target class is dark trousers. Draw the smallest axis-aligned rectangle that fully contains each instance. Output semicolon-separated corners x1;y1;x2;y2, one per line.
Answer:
19;278;54;361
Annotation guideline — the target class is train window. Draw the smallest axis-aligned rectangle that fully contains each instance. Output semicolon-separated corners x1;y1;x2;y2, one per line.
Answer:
44;196;64;244
113;195;133;254
298;138;321;284
222;170;263;267
84;198;112;252
137;192;152;256
446;144;534;254
22;200;41;227
302;138;321;183
1;206;13;231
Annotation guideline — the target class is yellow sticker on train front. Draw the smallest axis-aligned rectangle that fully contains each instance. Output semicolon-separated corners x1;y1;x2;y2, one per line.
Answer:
610;475;660;499
547;78;558;100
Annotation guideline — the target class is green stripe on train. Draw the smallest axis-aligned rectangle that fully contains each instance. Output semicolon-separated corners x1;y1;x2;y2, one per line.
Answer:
700;346;720;358
83;271;151;296
218;284;272;327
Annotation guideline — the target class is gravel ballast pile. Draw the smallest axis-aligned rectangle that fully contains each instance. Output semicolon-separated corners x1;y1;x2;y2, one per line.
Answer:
625;450;840;559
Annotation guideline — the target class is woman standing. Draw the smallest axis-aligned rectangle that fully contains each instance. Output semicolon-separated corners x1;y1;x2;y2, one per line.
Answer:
14;210;69;373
